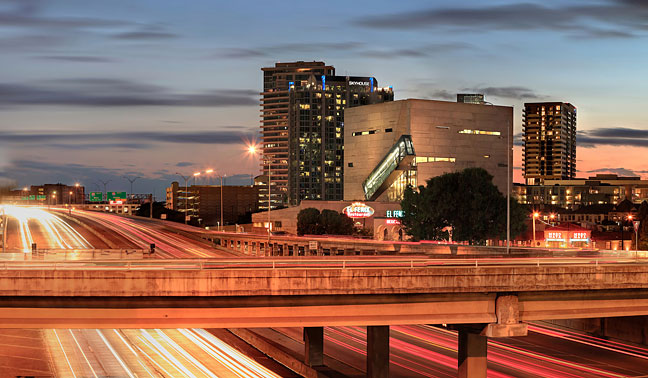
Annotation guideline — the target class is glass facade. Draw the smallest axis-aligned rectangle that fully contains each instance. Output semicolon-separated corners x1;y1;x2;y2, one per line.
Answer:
288;75;393;205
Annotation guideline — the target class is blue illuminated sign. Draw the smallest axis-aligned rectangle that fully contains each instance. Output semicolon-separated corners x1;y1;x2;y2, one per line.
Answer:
370;77;374;92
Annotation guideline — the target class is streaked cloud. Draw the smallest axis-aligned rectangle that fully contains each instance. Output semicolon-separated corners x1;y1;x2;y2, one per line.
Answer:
578;127;648;148
355;1;648;38
0;78;257;107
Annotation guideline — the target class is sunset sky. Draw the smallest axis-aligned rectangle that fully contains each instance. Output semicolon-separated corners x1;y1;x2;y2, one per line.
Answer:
1;0;647;198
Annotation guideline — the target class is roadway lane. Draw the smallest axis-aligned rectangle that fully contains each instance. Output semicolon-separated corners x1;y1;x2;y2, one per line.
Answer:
66;210;238;258
268;324;648;377
1;206;92;252
45;328;283;378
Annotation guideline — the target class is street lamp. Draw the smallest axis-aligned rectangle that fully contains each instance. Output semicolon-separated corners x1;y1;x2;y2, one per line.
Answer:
247;144;272;251
123;176;139;202
200;169;224;231
532;212;540;247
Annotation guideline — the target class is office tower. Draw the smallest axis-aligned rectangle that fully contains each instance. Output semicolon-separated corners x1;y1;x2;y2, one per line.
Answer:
523;102;577;184
261;62;335;209
288;75;393;205
457;93;485;104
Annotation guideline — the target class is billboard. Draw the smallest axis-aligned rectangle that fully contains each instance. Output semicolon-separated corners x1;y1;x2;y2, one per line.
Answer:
89;192;103;202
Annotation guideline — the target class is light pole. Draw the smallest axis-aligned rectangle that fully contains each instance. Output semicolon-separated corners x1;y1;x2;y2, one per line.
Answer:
532;212;539;247
74;183;80;204
176;173;191;224
123;176;139;202
247;144;272;251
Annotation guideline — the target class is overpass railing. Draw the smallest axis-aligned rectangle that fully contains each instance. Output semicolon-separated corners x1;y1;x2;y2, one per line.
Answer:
0;255;647;270
0;249;147;260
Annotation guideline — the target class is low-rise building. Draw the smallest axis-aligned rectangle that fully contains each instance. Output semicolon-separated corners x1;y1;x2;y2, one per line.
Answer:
514;174;648;209
166;182;259;226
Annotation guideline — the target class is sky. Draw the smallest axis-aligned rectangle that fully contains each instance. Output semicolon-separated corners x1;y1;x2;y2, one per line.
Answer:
1;0;647;198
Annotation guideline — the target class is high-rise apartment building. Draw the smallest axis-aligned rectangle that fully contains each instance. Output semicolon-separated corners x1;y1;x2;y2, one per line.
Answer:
261;61;393;206
523;102;576;184
288;75;393;204
261;61;334;209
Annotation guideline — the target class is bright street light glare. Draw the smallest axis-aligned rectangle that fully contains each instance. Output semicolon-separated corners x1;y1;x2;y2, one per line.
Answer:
205;169;214;174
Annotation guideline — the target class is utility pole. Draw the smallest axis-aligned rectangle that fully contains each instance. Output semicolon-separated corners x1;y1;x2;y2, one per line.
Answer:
98;179;111;201
124;176;139;201
506;120;511;254
150;193;153;219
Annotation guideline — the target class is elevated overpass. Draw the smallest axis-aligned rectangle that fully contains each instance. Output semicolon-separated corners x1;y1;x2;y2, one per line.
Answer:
4;257;648;378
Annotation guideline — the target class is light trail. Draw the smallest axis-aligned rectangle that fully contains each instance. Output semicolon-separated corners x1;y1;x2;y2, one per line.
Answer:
68;330;99;378
96;329;137;378
2;206;91;251
52;329;78;378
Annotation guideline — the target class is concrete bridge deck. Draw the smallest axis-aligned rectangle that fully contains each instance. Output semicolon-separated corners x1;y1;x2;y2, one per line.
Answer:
1;257;648;328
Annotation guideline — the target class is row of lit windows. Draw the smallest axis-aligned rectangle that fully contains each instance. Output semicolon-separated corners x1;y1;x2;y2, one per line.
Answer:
458;129;501;136
415;156;456;163
352;128;393;136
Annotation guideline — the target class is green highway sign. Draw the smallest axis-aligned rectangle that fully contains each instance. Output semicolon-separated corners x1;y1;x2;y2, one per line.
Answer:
37;195;46;201
107;192;127;201
29;195;35;200
89;192;103;202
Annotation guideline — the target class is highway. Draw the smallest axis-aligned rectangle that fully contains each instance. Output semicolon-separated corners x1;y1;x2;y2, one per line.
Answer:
46;328;282;378
61;209;236;258
2;205;93;252
260;323;648;377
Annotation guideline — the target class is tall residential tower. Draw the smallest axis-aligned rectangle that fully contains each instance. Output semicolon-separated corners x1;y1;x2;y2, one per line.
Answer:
261;61;393;206
261;61;334;209
523;102;577;185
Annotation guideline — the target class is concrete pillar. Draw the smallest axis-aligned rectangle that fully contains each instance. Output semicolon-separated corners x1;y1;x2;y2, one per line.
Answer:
293;244;298;256
283;244;289;256
367;326;389;378
303;327;324;367
457;329;487;378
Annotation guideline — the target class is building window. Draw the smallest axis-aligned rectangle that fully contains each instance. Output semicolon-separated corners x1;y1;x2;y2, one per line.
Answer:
458;129;501;136
385;128;393;133
352;130;378;136
415;156;456;163
348;162;353;167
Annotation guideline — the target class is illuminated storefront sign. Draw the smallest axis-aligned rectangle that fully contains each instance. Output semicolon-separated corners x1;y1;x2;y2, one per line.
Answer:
343;202;375;218
546;232;565;241
386;219;400;225
386;210;404;218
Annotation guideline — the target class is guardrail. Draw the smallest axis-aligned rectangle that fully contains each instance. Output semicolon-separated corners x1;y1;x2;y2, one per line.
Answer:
0;256;646;271
0;249;148;261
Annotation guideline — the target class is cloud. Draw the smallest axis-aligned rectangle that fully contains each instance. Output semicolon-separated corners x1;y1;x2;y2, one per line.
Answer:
586;167;648;177
578;127;648;148
0;129;257;145
34;55;114;63
112;31;178;40
212;42;365;58
462;86;542;100
175;162;194;167
426;89;455;101
355;1;648;38
359;42;474;59
0;78;257;107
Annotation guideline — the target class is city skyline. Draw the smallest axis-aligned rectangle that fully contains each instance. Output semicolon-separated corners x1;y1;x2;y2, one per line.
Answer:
1;0;648;194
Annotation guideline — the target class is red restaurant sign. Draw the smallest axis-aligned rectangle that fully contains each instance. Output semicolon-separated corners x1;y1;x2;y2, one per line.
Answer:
343;202;375;218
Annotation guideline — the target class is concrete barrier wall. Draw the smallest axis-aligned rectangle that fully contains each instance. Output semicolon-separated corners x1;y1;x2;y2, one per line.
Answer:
546;317;648;346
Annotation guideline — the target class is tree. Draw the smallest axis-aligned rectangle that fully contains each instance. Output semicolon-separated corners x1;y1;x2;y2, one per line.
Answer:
297;208;355;236
297;208;321;236
320;209;354;235
400;167;527;244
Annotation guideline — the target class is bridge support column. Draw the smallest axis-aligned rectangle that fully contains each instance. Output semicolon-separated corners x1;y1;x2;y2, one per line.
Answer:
303;327;324;367
367;325;389;378
457;328;487;378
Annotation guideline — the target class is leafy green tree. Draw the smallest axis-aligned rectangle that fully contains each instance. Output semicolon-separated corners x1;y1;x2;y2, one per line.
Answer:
297;208;321;235
400;167;527;244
